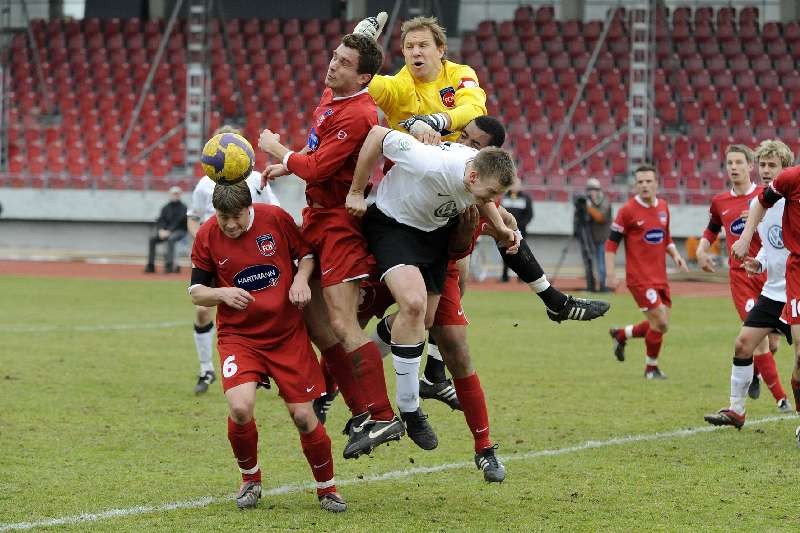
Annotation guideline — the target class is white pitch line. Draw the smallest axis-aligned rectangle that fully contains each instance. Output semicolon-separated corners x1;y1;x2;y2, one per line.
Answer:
0;414;794;531
0;321;190;333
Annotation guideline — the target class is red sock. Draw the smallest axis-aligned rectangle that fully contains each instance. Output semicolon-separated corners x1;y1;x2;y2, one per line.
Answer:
321;343;367;416
350;341;394;421
632;320;650;338
754;352;786;402
453;373;492;453
791;377;800;412
299;422;336;497
645;329;663;359
320;358;337;395
228;417;260;483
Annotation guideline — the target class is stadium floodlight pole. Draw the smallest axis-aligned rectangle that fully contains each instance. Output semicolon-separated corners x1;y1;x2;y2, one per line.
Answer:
213;0;244;119
21;0;55;116
561;124;628;172
119;0;184;157
542;7;614;175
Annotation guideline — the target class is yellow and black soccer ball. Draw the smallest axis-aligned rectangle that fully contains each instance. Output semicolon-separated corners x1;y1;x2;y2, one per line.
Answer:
200;133;255;185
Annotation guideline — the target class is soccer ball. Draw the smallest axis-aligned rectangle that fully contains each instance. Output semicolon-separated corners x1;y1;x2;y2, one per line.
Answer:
200;133;255;185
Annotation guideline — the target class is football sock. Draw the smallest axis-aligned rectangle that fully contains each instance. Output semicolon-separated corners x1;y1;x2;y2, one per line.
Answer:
392;342;425;413
350;341;394;420
321;343;366;416
453;373;492;453
423;335;447;383
194;322;215;374
499;240;569;311
791;377;800;412
730;356;754;415
644;329;663;359
299;422;337;497
370;316;393;358
228;417;260;483
631;320;650;338
320;357;336;394
753;352;786;402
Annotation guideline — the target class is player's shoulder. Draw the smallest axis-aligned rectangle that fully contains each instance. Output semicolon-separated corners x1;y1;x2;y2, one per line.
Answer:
193;176;215;194
776;165;800;183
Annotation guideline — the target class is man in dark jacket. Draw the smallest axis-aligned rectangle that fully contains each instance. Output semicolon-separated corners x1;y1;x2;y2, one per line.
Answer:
146;186;188;273
499;178;533;282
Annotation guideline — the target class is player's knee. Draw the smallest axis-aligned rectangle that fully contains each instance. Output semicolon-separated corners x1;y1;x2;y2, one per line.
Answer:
397;294;426;320
734;335;750;357
229;402;255;425
196;306;212;325
328;314;357;343
289;406;317;433
653;317;669;333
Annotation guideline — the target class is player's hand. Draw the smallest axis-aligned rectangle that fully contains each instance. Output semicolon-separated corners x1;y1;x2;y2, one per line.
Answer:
346;191;367;217
353;11;388;40
258;129;281;156
217;287;255;310
731;238;750;262
263;163;289;183
497;227;520;254
450;205;479;254
289;279;311;309
407;120;441;145
742;256;763;276
674;255;689;272
696;251;716;273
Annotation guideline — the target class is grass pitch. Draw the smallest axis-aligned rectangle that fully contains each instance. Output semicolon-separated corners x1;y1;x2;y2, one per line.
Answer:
1;275;799;531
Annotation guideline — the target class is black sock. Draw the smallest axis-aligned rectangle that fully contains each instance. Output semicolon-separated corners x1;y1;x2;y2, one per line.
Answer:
376;316;392;344
423;334;447;383
539;286;569;312
498;241;569;311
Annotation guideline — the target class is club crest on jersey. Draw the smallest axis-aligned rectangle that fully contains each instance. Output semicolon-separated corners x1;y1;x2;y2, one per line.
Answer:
658;211;668;225
234;264;280;292
256;234;276;257
440;87;456;108
729;217;746;236
643;228;665;244
434;200;458;218
307;128;320;150
768;225;784;249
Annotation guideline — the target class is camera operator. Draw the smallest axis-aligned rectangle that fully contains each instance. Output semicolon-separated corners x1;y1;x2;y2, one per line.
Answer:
574;178;612;292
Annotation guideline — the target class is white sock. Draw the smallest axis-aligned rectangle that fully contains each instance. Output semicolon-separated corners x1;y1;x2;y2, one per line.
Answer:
427;342;443;361
729;361;753;415
646;356;659;366
624;325;634;339
528;275;550;293
392;342;423;412
194;325;215;374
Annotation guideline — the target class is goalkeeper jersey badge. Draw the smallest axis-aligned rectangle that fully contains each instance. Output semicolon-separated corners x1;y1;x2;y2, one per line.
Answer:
439;86;456;108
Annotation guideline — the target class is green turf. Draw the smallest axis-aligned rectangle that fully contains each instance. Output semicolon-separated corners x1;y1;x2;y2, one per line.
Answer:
1;276;799;531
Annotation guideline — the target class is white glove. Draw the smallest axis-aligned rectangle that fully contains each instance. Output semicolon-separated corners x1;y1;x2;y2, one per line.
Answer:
353;11;388;40
408;120;435;138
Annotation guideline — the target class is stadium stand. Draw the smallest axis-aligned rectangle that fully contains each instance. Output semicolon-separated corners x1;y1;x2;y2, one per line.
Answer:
4;5;800;204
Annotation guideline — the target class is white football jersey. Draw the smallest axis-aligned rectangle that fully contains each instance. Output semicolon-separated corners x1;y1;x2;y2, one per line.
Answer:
376;130;477;231
753;196;788;302
188;171;280;223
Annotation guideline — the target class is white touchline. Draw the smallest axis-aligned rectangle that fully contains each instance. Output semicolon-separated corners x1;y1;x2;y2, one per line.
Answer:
0;321;191;333
0;415;793;531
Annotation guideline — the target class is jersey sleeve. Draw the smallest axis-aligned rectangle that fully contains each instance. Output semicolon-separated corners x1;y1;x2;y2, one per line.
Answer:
368;74;400;116
188;182;210;219
190;223;215;273
286;108;375;182
702;199;722;242
382;130;448;175
445;64;487;132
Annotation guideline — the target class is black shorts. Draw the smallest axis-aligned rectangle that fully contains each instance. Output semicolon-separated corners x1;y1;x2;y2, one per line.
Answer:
743;295;793;344
362;204;453;294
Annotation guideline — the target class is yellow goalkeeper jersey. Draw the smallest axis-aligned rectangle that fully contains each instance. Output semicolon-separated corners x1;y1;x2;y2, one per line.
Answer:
368;60;487;142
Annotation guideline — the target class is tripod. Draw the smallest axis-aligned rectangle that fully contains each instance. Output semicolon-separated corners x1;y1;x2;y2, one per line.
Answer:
552;210;598;290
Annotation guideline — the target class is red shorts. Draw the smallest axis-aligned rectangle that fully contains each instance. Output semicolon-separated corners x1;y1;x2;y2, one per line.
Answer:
729;268;765;321
629;285;672;311
785;254;800;325
217;326;325;403
356;279;395;323
433;261;469;327
302;206;375;288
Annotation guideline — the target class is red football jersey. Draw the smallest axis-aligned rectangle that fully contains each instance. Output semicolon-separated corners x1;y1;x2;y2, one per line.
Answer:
286;87;378;208
191;204;313;345
761;166;800;255
609;195;673;288
702;183;763;271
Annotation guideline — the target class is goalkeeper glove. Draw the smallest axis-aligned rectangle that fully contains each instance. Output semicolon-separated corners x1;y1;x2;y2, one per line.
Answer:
399;113;450;134
353;11;388;40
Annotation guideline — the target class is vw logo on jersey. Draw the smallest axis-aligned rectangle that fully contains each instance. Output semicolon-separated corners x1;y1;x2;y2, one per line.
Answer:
307;128;320;150
643;228;665;244
768;224;784;249
234;264;280;292
729;217;746;235
256;234;276;257
434;200;459;218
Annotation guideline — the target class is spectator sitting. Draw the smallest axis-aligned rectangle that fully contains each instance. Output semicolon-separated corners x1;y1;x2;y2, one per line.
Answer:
146;186;188;274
